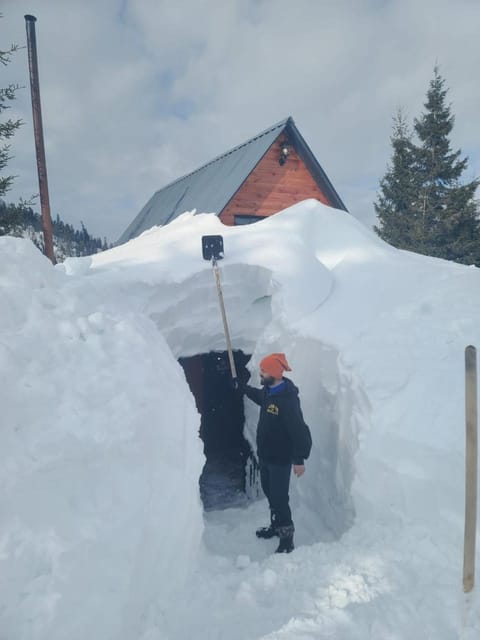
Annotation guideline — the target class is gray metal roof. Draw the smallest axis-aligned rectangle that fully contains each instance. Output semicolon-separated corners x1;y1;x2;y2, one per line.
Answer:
117;116;347;244
117;119;289;245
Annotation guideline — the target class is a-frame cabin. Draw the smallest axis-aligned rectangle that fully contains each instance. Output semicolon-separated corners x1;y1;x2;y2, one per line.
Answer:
118;116;347;244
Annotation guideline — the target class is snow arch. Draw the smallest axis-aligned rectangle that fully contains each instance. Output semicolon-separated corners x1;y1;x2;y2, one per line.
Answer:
145;261;370;542
145;263;274;358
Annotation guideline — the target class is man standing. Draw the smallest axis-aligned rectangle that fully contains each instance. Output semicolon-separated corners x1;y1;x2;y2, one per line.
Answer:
242;353;312;553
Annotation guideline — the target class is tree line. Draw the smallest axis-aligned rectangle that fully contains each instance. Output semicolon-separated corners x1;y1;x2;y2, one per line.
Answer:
0;200;110;260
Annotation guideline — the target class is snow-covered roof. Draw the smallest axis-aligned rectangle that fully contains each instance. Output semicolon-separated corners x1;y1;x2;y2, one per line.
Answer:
117;117;347;245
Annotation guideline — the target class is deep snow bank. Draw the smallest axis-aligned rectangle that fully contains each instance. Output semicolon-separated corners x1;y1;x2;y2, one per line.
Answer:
87;207;360;541
87;200;480;636
87;200;480;540
0;238;204;640
3;198;480;639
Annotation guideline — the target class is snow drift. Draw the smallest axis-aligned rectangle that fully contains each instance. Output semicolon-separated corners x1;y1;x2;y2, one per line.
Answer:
0;239;203;639
2;199;480;638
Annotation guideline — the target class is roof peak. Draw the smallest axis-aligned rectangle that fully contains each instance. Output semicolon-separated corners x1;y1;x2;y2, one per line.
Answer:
153;117;294;194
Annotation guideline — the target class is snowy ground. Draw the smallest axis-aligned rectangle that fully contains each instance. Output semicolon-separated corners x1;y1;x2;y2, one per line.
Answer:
1;200;480;639
163;503;467;640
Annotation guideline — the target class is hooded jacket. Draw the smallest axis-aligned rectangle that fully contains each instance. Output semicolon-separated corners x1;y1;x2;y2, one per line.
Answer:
244;378;311;466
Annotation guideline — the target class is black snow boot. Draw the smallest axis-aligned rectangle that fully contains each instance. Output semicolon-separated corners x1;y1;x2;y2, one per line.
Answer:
256;512;278;539
275;525;294;553
255;524;277;539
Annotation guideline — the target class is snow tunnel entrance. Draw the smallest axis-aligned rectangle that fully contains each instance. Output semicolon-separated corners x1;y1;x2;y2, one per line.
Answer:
179;350;253;511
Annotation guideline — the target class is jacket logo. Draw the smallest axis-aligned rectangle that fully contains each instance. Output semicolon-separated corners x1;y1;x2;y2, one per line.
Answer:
267;404;279;416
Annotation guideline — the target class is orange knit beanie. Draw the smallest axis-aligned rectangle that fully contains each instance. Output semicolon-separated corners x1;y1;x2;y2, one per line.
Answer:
260;353;292;379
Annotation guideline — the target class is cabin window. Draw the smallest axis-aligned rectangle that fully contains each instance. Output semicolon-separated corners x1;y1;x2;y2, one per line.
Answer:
234;214;266;226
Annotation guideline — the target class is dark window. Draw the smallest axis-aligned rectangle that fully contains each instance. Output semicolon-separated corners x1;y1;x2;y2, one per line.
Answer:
234;214;266;226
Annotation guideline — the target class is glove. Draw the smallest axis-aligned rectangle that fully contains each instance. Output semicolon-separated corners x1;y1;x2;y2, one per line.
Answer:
231;377;247;394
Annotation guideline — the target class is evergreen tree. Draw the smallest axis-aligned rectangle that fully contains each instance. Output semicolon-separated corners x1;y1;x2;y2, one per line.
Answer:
0;18;23;197
1;199;110;259
374;111;421;250
0;200;24;235
413;67;479;263
375;67;479;265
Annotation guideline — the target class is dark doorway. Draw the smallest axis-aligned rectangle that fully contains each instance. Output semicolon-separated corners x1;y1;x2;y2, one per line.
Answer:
179;350;252;511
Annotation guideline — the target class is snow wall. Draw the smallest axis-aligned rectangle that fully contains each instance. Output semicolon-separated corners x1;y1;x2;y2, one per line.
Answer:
2;199;480;638
0;239;204;639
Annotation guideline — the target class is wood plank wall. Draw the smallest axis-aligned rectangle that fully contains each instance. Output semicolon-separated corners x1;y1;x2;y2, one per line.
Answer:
219;134;331;226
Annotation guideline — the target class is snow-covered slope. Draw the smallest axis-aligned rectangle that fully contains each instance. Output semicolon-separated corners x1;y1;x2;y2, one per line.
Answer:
2;200;480;638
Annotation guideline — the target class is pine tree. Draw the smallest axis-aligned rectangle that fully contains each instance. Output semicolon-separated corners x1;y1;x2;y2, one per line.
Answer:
1;199;110;259
374;111;422;250
0;19;23;197
413;67;479;263
0;200;24;235
375;67;480;265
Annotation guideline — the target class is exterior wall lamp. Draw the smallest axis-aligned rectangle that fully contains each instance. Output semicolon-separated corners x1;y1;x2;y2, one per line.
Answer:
279;142;290;166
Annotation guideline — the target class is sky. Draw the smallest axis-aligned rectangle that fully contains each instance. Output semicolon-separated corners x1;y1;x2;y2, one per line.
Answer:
2;0;479;243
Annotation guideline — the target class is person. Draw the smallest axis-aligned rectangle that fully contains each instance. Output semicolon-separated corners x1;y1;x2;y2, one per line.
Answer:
241;353;312;553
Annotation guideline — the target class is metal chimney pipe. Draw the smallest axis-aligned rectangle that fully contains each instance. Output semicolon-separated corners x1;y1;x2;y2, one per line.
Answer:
24;15;56;265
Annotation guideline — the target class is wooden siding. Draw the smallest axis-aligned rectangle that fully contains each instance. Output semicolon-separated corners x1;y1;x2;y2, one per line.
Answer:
219;133;331;226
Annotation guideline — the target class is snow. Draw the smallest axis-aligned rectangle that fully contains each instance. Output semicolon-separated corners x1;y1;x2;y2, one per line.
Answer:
2;199;480;638
0;238;204;639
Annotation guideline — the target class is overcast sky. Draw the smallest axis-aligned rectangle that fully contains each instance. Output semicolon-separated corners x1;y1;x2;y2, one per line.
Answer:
2;0;479;242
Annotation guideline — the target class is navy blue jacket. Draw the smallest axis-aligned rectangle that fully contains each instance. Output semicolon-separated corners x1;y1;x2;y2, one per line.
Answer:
244;378;311;466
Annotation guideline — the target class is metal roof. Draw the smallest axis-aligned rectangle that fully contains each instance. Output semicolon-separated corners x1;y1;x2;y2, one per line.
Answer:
117;116;347;244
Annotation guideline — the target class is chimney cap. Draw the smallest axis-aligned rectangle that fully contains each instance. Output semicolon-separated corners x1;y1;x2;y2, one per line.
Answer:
24;15;37;22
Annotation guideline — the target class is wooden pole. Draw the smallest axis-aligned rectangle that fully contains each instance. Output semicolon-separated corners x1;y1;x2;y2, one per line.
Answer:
463;345;478;593
24;15;56;265
212;260;237;383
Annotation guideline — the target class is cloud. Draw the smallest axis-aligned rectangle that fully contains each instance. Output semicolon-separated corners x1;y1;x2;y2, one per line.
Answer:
2;0;479;241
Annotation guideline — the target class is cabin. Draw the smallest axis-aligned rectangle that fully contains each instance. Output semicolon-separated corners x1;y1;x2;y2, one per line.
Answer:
117;116;347;244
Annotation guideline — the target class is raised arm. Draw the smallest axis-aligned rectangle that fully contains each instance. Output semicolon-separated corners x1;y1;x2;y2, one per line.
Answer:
243;384;263;406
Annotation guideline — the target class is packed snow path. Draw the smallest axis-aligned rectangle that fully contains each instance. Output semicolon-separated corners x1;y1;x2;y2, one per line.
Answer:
2;200;480;639
161;498;477;639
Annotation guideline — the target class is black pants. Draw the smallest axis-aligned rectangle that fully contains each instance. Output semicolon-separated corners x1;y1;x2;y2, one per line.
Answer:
259;460;293;529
